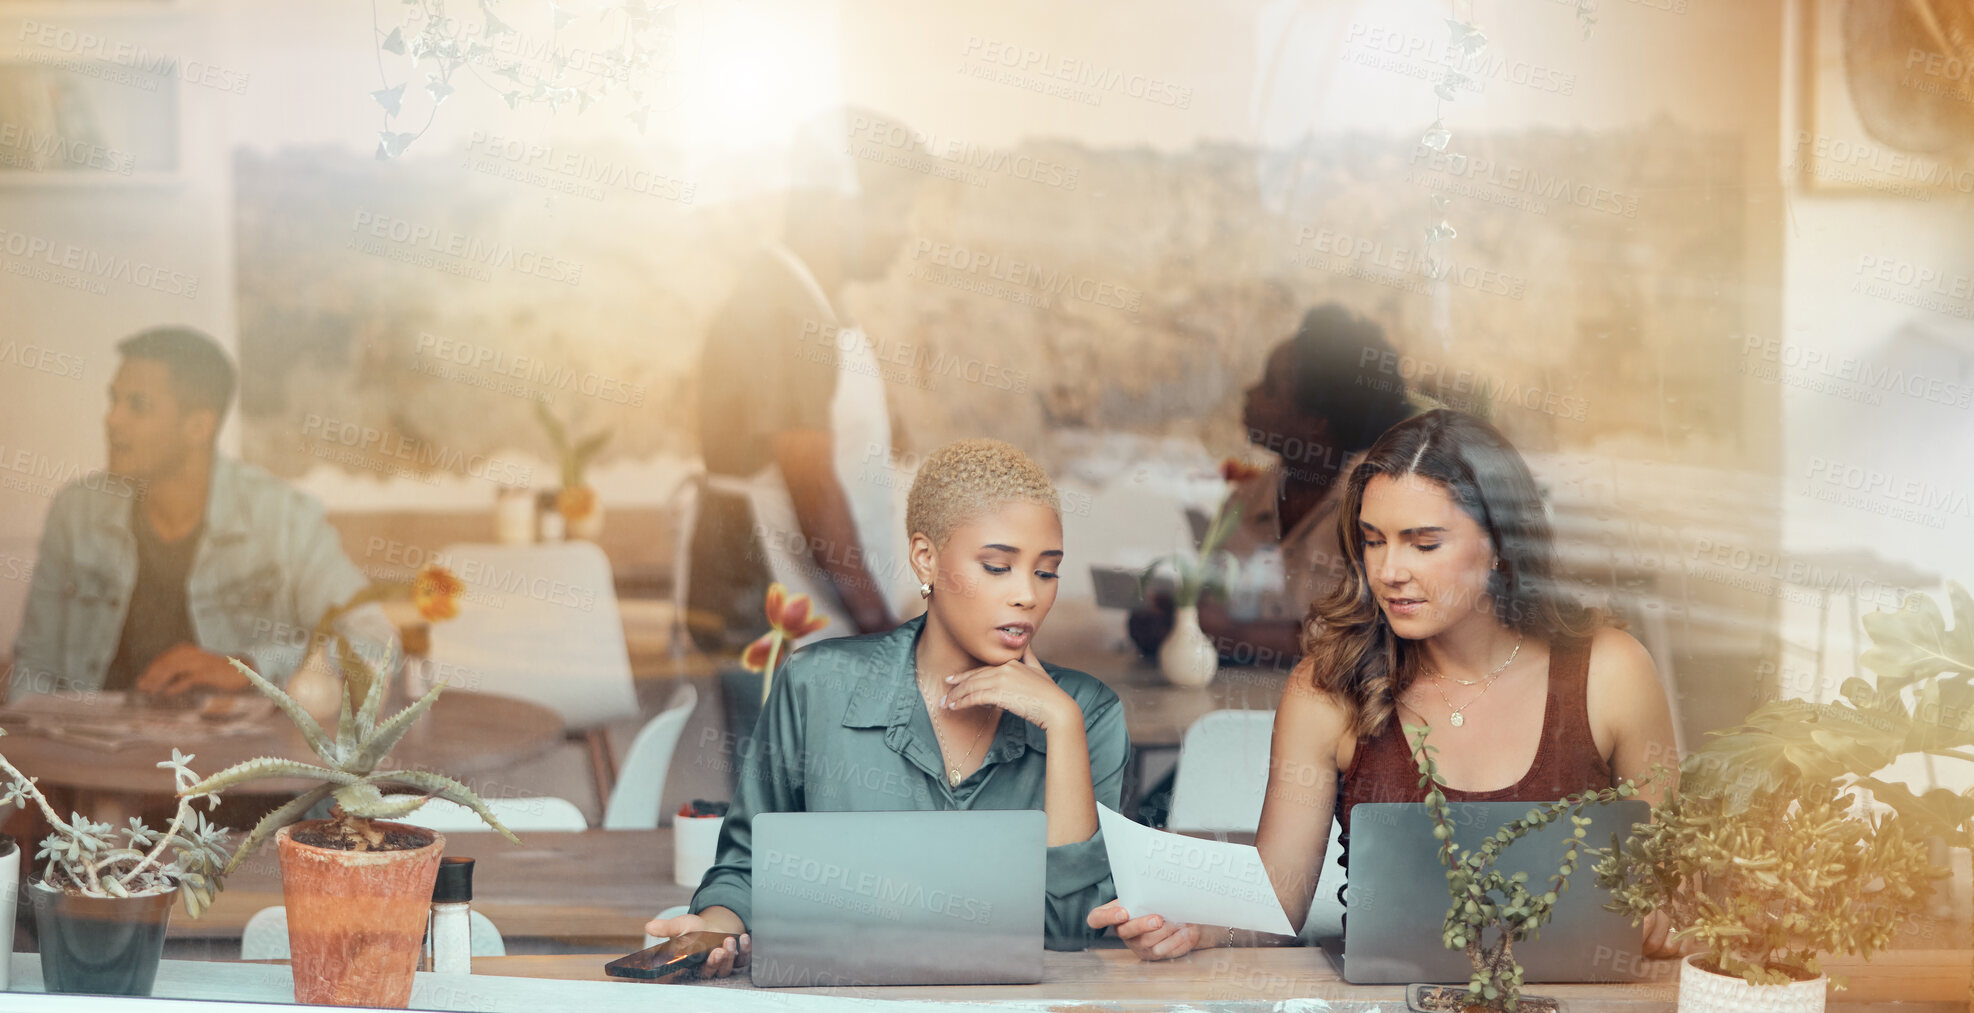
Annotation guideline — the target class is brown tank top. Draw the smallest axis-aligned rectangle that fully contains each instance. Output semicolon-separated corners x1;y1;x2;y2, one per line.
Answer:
1332;636;1611;908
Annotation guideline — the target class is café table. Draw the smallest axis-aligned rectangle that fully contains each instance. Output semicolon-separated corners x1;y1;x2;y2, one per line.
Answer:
0;689;565;826
180;829;690;949
7;947;1966;1011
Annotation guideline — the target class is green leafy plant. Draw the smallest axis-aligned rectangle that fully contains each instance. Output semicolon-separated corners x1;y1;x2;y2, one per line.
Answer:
185;655;519;873
1142;458;1257;608
1407;723;1640;1012
534;400;612;492
1592;585;1972;988
1594;774;1937;987
0;736;231;916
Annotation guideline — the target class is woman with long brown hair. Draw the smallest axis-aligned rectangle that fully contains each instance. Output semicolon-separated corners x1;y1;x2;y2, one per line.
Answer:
1090;409;1680;958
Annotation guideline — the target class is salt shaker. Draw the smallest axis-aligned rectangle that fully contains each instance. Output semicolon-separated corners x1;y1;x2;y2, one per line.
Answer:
426;857;475;974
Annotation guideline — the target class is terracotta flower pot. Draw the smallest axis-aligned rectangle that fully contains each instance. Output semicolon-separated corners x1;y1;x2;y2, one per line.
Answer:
276;821;446;1009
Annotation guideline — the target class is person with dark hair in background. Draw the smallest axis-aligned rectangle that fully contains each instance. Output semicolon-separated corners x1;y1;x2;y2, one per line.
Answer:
688;108;925;654
1130;303;1418;668
9;326;391;703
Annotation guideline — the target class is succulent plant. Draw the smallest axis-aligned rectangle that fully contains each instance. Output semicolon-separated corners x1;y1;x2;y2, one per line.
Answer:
0;735;231;916
1408;723;1642;1013
185;654;519;874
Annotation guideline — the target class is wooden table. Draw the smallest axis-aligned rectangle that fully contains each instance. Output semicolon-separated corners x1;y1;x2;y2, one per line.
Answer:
0;690;564;822
467;947;1971;1008
180;829;691;947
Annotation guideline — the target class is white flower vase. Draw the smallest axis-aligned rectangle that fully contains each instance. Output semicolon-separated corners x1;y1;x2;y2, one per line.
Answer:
1159;606;1218;688
1678;955;1825;1013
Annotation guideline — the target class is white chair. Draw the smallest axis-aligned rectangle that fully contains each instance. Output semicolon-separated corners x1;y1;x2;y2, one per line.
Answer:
423;541;640;731
602;681;700;830
1165;709;1346;941
392;795;591;833
1167;710;1277;833
242;906;506;960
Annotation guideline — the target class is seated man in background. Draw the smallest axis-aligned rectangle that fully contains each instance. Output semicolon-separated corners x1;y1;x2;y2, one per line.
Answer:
9;326;390;702
1130;304;1419;668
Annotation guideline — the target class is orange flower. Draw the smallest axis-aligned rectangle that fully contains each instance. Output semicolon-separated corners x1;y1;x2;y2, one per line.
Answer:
742;583;830;675
413;564;464;623
557;485;597;523
765;583;830;640
741;632;778;673
1219;457;1266;485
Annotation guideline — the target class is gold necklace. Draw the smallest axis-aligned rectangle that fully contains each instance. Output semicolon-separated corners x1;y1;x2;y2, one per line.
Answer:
921;672;995;785
1424;634;1523;727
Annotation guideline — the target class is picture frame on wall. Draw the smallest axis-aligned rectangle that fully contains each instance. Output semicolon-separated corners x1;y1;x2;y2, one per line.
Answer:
1796;0;1974;199
0;54;181;184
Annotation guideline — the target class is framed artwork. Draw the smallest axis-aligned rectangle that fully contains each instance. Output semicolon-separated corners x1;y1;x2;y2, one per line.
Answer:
1798;0;1974;198
0;55;180;182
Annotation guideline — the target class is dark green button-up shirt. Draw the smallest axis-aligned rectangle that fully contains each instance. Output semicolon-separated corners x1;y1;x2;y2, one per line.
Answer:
689;615;1129;950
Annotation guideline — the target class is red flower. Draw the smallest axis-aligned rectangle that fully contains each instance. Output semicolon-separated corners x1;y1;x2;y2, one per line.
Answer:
1219;457;1266;485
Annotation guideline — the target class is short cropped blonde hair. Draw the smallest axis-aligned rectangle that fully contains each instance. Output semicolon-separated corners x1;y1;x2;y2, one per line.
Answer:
905;439;1060;548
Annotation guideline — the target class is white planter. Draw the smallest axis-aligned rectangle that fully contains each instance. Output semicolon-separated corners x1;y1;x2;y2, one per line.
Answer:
672;814;724;888
1159;606;1219;688
1678;954;1825;1013
0;834;16;991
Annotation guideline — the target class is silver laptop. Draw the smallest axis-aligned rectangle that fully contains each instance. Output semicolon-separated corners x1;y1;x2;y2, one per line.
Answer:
750;810;1046;987
1329;800;1669;985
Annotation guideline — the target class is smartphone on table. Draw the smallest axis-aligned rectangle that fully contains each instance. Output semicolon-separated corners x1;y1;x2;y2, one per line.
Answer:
603;931;736;982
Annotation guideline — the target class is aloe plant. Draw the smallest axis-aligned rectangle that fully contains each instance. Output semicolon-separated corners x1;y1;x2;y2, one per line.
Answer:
0;735;231;916
186;655;519;874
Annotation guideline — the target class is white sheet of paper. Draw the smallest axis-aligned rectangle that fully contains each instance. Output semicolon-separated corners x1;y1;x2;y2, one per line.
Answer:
1096;804;1296;936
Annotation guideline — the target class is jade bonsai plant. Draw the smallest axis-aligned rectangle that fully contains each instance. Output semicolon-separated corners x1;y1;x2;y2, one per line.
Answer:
1406;723;1642;1013
0;734;231;996
182;568;519;1009
1592;595;1957;1013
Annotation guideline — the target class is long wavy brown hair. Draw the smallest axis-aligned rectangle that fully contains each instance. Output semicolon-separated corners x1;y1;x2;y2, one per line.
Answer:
1300;410;1599;739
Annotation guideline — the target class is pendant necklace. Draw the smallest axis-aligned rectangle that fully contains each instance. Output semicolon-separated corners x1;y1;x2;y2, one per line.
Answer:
1425;634;1523;728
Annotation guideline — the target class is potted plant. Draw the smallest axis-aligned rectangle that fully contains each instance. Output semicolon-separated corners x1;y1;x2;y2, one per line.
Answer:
0;736;230;996
1142;457;1260;688
1593;619;1954;1013
183;644;520;1008
284;563;465;724
535;401;611;541
1405;723;1641;1013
